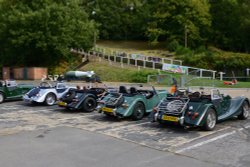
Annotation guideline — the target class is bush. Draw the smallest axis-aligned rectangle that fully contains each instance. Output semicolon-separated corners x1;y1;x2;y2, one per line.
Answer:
195;46;207;54
129;71;158;83
167;39;180;52
175;46;193;55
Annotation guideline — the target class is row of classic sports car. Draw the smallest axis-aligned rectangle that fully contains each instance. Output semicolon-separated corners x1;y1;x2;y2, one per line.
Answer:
0;80;249;131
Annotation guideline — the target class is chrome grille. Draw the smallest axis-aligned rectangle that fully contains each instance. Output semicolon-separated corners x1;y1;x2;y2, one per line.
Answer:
158;98;188;115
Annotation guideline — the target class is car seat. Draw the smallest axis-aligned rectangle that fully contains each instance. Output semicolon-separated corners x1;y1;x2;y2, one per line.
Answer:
119;86;129;94
130;87;137;95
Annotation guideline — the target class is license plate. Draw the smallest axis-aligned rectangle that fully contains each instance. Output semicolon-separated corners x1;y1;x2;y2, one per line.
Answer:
102;107;113;113
58;101;67;107
162;115;179;122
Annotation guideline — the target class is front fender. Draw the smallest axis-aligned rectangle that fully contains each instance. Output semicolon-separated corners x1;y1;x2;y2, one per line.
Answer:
32;90;56;103
226;96;249;118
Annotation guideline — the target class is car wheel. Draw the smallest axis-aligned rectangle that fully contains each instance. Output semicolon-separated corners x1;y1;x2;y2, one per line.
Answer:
0;92;4;104
203;108;217;131
82;97;97;112
238;101;249;120
131;102;145;120
44;93;56;106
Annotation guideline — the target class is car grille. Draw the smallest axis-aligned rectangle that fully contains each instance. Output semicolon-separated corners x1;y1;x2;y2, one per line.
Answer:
158;98;188;115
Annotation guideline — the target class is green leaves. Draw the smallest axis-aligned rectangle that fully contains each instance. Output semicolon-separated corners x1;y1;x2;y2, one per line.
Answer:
147;0;211;47
0;0;96;67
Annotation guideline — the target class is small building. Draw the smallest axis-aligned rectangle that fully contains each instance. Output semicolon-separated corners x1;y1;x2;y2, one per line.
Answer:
2;67;47;80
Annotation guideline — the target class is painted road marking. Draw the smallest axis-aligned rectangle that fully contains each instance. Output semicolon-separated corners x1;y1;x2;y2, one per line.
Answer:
175;125;250;153
169;127;231;148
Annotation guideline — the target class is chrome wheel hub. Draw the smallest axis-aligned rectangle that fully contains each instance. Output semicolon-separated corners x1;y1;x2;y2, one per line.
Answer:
47;96;55;105
207;112;216;129
0;94;3;102
243;105;249;118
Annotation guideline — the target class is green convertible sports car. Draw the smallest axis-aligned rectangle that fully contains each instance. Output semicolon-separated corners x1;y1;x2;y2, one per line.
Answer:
96;85;168;120
153;88;249;130
0;80;34;103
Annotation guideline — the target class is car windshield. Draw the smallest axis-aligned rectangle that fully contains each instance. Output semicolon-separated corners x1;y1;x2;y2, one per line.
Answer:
40;82;53;88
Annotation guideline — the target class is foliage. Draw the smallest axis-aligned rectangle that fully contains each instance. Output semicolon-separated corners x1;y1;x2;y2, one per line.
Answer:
82;0;149;40
209;0;250;52
129;71;158;83
145;0;211;47
0;0;96;68
175;46;192;56
167;39;180;52
176;48;250;74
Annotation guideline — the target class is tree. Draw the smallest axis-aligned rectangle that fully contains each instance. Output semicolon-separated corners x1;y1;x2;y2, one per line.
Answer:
209;0;241;51
146;0;211;48
0;0;96;68
82;0;150;40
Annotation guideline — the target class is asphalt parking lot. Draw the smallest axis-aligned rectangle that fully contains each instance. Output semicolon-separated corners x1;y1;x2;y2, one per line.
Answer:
0;98;249;167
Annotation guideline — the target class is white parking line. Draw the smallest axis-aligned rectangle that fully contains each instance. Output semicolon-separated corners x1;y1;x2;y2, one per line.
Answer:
175;125;250;153
170;127;231;148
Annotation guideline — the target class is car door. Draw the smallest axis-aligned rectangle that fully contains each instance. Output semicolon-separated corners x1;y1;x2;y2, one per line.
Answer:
56;83;68;98
144;91;159;112
6;82;20;98
211;89;224;116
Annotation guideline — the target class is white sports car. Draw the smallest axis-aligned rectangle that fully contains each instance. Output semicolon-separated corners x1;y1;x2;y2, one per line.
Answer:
23;81;75;105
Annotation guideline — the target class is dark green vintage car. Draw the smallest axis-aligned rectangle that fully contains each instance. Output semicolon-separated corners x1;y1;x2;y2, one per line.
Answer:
0;80;34;103
153;89;249;130
97;85;168;120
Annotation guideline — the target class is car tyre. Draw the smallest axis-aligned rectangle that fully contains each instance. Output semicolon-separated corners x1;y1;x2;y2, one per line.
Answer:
82;96;97;112
44;93;56;106
202;108;217;131
0;92;4;104
131;102;145;120
238;101;249;120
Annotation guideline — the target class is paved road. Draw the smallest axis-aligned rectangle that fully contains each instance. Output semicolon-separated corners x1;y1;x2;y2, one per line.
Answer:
0;101;249;167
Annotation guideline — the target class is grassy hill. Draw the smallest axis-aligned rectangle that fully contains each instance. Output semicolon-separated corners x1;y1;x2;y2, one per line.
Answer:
74;40;250;87
79;60;160;83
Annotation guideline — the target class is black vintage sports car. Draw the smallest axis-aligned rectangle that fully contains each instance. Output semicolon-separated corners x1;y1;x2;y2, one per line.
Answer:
58;87;107;112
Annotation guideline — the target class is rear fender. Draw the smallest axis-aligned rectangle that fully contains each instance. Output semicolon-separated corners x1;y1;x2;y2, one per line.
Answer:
121;98;145;117
185;103;215;126
76;94;96;108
